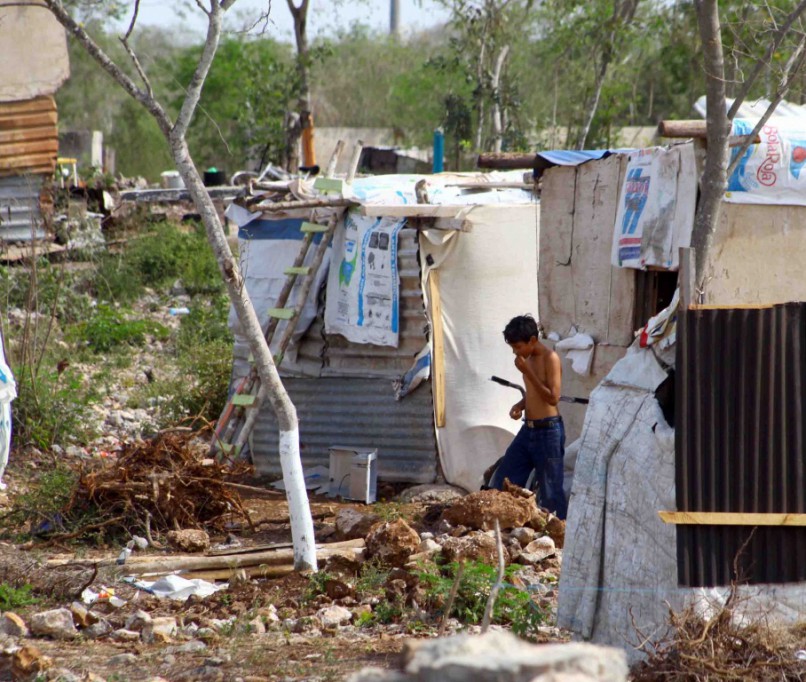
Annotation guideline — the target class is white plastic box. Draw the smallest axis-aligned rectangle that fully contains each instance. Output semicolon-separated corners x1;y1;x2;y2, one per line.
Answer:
328;446;378;504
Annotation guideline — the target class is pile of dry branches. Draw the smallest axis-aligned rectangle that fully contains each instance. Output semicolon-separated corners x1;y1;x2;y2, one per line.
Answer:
632;587;806;681
60;431;254;541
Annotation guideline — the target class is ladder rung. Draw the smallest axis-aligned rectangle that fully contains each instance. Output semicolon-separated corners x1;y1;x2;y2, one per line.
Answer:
284;266;311;276
268;308;296;320
300;221;330;233
314;177;344;193
231;394;257;407
219;443;243;457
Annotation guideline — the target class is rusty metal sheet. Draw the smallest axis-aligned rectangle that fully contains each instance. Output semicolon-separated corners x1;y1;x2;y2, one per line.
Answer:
676;304;806;586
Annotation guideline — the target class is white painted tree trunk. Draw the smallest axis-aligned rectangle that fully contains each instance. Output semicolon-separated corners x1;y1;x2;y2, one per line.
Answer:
41;0;317;571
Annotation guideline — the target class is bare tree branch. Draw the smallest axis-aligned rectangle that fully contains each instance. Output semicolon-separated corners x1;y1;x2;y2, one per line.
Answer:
727;0;806;119
123;0;139;40
41;0;172;136
173;1;229;140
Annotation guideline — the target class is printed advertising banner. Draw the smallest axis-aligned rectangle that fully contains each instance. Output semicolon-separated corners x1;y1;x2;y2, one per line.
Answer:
726;119;806;205
325;210;406;347
611;145;696;270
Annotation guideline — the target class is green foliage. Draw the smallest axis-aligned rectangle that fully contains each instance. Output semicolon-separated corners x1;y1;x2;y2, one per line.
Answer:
3;464;79;536
94;222;222;303
12;368;97;450
0;583;39;610
75;304;169;352
172;37;295;172
416;561;545;637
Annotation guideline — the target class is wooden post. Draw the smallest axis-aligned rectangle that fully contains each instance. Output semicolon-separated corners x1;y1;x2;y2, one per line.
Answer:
679;247;695;309
346;140;364;183
325;139;344;178
429;270;447;428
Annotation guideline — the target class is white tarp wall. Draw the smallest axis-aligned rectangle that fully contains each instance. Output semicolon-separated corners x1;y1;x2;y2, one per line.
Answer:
558;342;806;663
420;204;540;492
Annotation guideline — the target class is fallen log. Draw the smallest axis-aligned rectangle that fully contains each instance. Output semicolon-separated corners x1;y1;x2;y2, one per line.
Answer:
245;196;356;211
658;120;761;145
477;152;537;170
176;564;296;581
118;539;365;575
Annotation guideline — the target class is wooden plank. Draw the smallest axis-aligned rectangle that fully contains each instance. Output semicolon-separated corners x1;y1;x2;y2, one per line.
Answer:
0;139;59;158
267;307;295;320
0;112;58;130
658;511;806;526
230;394;256;407
429;270;446;428
0;126;56;145
0;96;56;116
284;266;311;276
300;221;330;233
314;177;344;193
361;204;465;219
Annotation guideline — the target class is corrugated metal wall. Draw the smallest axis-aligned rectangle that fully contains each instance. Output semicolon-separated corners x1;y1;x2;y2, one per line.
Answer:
250;377;436;482
0;96;59;177
676;303;806;586
0;175;46;241
233;226;437;482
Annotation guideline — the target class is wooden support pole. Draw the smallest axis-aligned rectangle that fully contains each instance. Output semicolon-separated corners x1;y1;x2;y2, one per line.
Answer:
658;120;761;146
477;152;537;170
429;270;446;428
346;140;364;183
325;140;344;178
659;511;806;526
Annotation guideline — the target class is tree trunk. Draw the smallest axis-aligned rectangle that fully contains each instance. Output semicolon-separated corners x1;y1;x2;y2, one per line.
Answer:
286;0;312;173
42;0;318;572
692;0;729;288
490;45;510;153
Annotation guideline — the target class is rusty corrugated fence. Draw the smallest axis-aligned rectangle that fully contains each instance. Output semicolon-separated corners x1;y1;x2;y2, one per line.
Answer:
676;303;806;586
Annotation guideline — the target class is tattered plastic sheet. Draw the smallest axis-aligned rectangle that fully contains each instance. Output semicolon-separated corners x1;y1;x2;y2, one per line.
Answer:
611;145;696;270
125;574;224;601
0;329;16;490
324;210;406;347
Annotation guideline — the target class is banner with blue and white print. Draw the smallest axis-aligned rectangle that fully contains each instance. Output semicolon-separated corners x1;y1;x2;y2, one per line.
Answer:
325;209;406;347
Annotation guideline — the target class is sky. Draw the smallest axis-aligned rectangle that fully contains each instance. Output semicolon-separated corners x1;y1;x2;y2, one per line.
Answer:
117;0;452;42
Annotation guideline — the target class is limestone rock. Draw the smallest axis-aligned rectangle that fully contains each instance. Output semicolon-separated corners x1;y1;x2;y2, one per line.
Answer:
7;645;52;681
397;484;466;504
521;536;556;563
402;631;628;682
69;602;96;629
441;531;499;565
142;616;177;643
30;609;77;640
83;619;113;639
546;514;566;549
167;529;210;552
45;668;81;682
365;519;421;567
1;612;29;637
111;628;140;642
315;605;352;629
125;609;153;630
335;508;381;540
108;653;138;666
441;490;535;531
510;527;537;547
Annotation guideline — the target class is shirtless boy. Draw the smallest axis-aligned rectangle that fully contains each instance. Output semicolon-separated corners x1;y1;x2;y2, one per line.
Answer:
489;314;567;519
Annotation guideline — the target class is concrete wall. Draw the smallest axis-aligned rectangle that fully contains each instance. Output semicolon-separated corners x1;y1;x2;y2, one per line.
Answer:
703;202;806;306
539;155;636;442
0;2;69;101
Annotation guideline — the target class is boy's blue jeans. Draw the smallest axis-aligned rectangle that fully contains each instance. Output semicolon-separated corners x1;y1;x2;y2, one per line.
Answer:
490;416;567;519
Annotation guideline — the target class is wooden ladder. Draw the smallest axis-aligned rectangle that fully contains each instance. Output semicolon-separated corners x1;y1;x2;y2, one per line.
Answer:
212;214;338;458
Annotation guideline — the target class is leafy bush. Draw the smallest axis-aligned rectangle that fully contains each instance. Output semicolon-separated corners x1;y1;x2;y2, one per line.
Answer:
415;560;546;637
12;367;97;449
75;304;169;352
0;583;39;609
92;222;222;302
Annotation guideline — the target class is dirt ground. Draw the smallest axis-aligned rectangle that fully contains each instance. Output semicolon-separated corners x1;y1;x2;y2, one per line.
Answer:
0;453;567;682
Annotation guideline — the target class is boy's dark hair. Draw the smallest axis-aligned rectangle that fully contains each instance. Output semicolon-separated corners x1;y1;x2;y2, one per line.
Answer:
503;315;540;344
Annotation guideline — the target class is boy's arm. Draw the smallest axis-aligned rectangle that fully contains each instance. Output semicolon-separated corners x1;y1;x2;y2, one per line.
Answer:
517;352;562;406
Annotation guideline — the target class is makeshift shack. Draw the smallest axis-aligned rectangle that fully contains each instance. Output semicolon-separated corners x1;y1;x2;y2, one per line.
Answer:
225;171;540;493
554;123;806;661
0;2;69;243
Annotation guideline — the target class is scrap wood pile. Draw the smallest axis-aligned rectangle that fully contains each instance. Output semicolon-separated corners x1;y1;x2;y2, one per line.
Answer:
58;431;254;540
631;589;806;681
